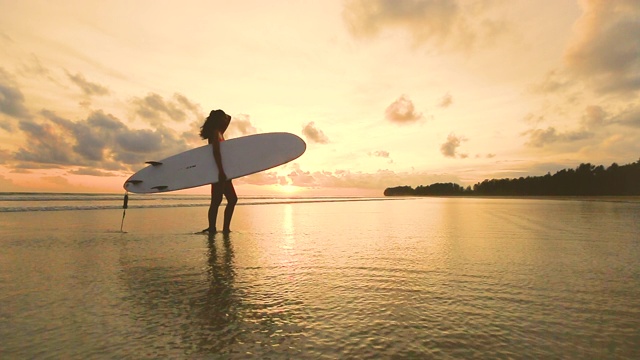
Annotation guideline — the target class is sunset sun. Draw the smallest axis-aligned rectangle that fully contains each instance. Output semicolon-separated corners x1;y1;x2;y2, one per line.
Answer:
279;184;299;195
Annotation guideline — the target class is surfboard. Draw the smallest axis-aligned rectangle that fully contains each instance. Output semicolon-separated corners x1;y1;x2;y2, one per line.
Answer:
123;132;306;194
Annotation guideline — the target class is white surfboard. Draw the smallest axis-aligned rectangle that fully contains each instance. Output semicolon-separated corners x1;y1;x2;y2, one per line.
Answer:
123;132;306;194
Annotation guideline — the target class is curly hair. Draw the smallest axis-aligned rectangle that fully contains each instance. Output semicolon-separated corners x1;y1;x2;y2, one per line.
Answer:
200;109;227;140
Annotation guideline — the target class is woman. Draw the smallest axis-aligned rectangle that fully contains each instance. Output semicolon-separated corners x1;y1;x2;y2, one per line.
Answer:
200;109;238;233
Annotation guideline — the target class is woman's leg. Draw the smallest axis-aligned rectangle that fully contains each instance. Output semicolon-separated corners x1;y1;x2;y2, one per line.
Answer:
222;180;238;232
208;183;224;232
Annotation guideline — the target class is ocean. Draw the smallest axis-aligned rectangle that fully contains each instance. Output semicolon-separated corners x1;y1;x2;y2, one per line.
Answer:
1;193;639;358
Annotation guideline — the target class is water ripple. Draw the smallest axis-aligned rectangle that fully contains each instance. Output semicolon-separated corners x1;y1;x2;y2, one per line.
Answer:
1;198;639;358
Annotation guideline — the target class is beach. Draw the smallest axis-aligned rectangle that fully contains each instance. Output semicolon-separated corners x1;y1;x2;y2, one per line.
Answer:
1;195;639;358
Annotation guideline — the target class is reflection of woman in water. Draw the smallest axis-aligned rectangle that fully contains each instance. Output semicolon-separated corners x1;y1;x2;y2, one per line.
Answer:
200;110;238;233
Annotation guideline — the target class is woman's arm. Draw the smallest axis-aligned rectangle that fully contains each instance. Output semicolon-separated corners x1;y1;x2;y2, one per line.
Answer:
210;136;227;182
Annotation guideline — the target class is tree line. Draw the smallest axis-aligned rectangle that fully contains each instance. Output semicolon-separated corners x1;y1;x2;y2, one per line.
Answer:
384;159;640;196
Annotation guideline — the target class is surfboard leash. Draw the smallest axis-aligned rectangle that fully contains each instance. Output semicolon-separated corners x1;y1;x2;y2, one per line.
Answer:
120;191;129;233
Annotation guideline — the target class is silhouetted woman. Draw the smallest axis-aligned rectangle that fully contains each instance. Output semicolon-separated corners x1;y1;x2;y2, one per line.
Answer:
200;110;238;233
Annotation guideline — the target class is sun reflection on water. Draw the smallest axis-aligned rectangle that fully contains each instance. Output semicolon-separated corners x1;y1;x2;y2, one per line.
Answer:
282;204;295;245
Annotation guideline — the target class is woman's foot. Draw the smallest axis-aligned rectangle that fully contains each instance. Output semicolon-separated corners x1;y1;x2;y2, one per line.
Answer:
200;227;216;233
222;228;231;234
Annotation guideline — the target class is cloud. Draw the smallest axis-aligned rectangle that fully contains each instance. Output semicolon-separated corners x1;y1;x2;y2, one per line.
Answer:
229;164;444;190
68;168;117;177
284;163;461;189
564;0;640;94
473;153;495;159
11;162;62;171
113;126;189;166
227;114;258;138
522;113;547;126
234;171;287;186
40;176;74;188
369;150;390;158
0;32;13;43
385;95;422;124
523;127;593;148
531;70;571;94
66;71;110;96
0;67;30;126
440;133;467;158
369;150;393;163
343;0;507;51
520;104;635;150
173;93;200;114
16;119;76;166
20;54;50;77
115;129;164;154
12;110;189;171
612;106;640;128
0;147;12;164
302;122;330;144
581;105;607;129
0;174;31;192
438;92;453;108
132;92;202;125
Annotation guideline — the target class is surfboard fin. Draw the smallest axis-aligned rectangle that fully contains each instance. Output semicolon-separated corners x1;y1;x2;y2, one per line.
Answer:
145;161;163;166
151;185;168;191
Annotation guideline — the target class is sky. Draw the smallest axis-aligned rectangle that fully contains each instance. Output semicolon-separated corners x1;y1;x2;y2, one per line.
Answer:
0;0;638;196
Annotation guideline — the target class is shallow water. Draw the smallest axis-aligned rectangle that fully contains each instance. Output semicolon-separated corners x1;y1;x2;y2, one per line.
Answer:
1;197;639;358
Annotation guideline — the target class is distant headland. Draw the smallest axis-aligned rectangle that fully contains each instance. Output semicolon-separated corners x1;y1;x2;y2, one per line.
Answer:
384;159;640;197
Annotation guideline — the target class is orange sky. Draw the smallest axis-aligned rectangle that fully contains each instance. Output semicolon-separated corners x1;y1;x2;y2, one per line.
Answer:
0;0;638;195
